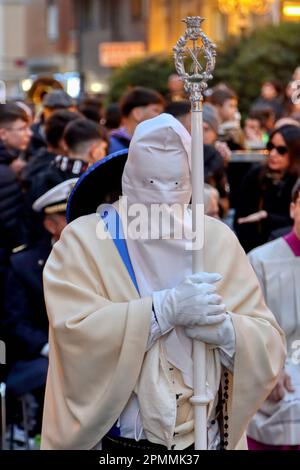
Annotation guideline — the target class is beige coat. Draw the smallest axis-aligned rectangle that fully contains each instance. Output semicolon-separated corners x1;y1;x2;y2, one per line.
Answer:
41;214;285;450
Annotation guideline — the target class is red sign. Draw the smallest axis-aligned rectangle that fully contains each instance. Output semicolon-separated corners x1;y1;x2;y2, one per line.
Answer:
99;42;146;67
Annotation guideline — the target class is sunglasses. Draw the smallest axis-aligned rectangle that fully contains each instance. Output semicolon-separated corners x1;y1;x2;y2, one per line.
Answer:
266;141;288;156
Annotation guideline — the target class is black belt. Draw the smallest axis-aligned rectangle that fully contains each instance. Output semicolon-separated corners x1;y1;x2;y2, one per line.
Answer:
102;435;168;451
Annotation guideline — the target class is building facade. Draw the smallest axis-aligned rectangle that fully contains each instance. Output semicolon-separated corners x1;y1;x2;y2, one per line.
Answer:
74;0;148;93
76;0;284;93
0;0;298;99
0;1;27;98
0;0;76;99
25;0;76;76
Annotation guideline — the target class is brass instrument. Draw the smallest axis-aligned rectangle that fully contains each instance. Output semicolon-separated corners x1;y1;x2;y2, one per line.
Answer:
27;76;64;107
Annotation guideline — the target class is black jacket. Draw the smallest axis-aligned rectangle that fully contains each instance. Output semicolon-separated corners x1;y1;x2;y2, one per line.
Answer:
234;163;296;252
22;147;57;190
3;242;51;363
25;155;88;245
0;141;25;250
29;121;47;155
204;144;228;198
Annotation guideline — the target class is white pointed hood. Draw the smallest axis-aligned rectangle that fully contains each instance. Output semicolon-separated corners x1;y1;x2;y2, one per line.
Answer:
119;113;195;386
122;113;192;206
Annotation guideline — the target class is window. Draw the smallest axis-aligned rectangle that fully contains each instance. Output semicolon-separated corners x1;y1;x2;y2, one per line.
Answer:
47;0;59;41
99;0;110;29
131;0;142;21
83;0;97;31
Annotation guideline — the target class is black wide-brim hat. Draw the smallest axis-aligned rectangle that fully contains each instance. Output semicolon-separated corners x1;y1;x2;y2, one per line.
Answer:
67;148;128;223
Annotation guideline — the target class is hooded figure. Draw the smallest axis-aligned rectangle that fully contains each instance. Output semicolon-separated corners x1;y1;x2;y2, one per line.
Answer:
41;114;285;450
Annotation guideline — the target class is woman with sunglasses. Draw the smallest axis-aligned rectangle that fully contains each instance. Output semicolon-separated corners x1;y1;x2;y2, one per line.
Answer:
235;125;300;252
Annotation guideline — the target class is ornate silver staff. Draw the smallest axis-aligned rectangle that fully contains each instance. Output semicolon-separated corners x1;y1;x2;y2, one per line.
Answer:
173;16;216;450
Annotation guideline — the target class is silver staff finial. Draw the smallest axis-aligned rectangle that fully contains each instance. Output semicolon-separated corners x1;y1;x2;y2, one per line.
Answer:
173;16;216;107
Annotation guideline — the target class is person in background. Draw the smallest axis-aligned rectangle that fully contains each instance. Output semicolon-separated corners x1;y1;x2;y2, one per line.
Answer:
23;110;80;188
247;178;300;450
64;118;108;168
101;103;122;135
166;101;230;217
26;118;107;245
2;179;77;439
108;87;165;154
41;90;76;122
23;111;81;246
79;96;104;123
0;103;32;255
210;87;245;150
165;101;192;133
204;184;220;219
166;74;187;103
42;118;108;187
202;103;220;145
244;109;269;150
250;105;276;136
235;125;300;252
0;103;32;326
30;90;75;154
253;80;284;121
202;103;231;166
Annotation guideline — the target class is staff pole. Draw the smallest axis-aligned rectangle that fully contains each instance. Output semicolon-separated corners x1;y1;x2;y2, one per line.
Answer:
173;16;216;450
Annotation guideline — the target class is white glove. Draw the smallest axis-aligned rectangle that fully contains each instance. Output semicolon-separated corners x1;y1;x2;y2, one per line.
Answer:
184;313;235;351
152;272;226;334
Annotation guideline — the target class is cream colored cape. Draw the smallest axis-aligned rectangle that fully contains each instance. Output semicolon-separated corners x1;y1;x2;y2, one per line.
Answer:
41;214;285;450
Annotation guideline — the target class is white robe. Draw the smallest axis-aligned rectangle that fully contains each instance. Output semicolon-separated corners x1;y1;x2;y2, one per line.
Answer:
41;213;285;449
248;237;300;445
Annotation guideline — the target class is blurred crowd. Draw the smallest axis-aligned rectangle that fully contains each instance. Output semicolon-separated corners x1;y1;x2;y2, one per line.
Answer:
0;67;300;449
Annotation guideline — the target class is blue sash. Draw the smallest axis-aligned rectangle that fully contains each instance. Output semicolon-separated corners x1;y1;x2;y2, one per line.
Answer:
101;205;139;294
100;205;140;437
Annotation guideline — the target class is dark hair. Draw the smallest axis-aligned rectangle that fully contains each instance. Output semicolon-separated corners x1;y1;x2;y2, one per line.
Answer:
120;86;165;117
103;103;122;130
78;106;101;122
210;88;237;107
45;110;80;148
249;105;275;123
262;79;283;96
165;100;191;118
79;97;104;123
80;97;103;108
269;125;300;175
292;178;300;202
247;110;266;127
64;118;108;153
0;102;29;127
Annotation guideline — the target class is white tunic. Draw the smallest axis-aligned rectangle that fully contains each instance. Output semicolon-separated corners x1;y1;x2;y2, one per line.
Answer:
248;237;300;445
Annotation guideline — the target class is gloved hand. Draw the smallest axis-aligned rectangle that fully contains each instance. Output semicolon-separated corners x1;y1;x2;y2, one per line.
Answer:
152;272;226;334
184;313;235;350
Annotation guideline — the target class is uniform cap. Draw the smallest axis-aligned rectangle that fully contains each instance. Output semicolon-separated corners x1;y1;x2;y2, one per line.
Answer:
33;178;78;214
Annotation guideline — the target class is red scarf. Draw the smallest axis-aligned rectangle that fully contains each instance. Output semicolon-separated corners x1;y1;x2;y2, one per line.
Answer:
284;230;300;257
